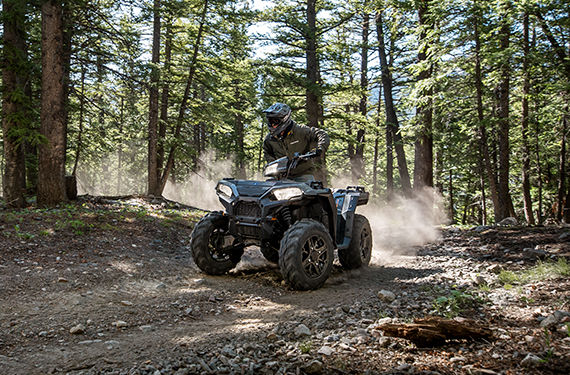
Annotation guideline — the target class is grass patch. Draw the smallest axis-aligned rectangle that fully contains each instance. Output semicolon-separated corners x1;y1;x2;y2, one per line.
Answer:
433;289;484;318
498;259;570;287
299;340;312;354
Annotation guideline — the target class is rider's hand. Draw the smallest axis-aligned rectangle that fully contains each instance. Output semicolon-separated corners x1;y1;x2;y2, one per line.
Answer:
312;148;322;157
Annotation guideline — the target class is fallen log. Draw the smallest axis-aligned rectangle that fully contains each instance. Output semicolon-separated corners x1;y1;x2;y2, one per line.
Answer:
376;316;494;347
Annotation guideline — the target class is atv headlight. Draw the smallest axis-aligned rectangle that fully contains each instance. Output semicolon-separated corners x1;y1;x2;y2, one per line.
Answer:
217;184;233;198
264;163;279;177
272;187;303;201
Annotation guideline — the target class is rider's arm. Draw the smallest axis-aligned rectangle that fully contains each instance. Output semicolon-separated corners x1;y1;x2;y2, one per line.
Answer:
309;126;330;154
263;138;277;162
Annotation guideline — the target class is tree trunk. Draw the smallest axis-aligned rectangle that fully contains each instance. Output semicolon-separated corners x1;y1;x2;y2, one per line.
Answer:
72;65;86;177
496;2;512;220
373;94;382;198
235;87;246;179
2;0;28;208
158;20;172;178
354;10;369;182
557;105;568;221
413;0;433;190
38;0;67;205
521;13;535;225
473;8;500;222
147;0;161;196
375;10;412;196
117;96;124;194
305;0;320;129
449;168;454;224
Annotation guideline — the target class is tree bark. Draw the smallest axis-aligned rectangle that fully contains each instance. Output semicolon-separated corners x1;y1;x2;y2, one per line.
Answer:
353;10;369;182
147;0;161;196
72;65;86;177
557;105;568;221
495;2;512;220
38;0;67;206
305;0;320;129
235;85;246;179
2;0;28;208
158;20;172;178
413;0;433;190
375;10;412;196
521;13;535;224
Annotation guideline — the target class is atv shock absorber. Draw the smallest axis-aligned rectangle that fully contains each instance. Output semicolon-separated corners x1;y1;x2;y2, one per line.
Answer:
280;207;292;227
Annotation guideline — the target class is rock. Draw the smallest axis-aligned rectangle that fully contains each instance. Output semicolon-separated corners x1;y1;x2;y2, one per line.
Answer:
497;217;518;226
486;264;503;274
377;336;391;348
139;325;153;332
473;225;492;233
521;353;542;367
524;335;535;344
471;275;486;285
523;248;548;259
559;232;570;241
69;324;85;335
378;290;396;303
450;356;466;363
317;346;334;356
112;320;128;328
294;324;311;337
120;300;133;306
303;360;323;374
266;332;278;341
222;345;236;357
376;317;392;325
325;334;340;342
553;310;570;321
395;363;412;371
540;314;558;328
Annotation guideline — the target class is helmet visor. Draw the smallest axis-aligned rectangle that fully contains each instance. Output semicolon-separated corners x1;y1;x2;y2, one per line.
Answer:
267;117;281;127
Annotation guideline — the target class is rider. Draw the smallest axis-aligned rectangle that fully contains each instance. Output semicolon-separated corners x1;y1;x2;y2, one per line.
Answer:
262;103;330;182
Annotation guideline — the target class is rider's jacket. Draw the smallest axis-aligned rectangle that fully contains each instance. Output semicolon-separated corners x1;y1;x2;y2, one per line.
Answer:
263;121;330;177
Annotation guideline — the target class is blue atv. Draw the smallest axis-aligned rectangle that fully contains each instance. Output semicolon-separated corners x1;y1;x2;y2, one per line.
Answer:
190;151;372;290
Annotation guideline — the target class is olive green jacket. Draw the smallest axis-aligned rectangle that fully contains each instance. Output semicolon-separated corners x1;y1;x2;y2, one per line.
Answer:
263;121;330;177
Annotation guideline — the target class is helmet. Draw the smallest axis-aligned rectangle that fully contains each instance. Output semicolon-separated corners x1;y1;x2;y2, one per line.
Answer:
263;103;292;137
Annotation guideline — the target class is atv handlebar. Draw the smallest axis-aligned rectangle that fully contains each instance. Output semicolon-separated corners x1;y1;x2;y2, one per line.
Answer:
292;149;321;161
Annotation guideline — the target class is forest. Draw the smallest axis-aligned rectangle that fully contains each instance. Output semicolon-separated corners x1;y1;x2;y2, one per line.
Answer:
1;0;569;225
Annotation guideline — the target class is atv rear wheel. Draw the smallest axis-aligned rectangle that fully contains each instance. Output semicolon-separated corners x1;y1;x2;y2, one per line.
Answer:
338;214;372;269
279;219;333;290
191;212;243;275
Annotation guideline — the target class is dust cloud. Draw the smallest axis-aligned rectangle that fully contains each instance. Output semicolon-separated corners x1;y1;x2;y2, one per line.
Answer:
359;189;447;265
74;151;447;267
163;151;243;211
330;176;446;265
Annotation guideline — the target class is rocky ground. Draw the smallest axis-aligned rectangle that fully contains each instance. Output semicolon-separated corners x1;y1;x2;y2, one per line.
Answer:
0;196;569;375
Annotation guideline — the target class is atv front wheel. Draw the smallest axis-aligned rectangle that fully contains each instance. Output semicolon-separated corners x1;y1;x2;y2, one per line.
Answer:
279;219;333;290
191;212;243;275
260;243;279;263
338;214;372;269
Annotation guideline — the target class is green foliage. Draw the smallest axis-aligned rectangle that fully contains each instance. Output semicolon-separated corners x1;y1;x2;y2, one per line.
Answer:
498;259;570;286
0;0;568;220
432;289;483;318
299;340;313;354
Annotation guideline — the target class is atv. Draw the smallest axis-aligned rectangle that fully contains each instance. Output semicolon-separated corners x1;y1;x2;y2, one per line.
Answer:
190;151;373;290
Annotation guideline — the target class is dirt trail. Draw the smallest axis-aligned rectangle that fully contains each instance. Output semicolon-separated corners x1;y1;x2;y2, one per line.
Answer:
1;199;569;374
